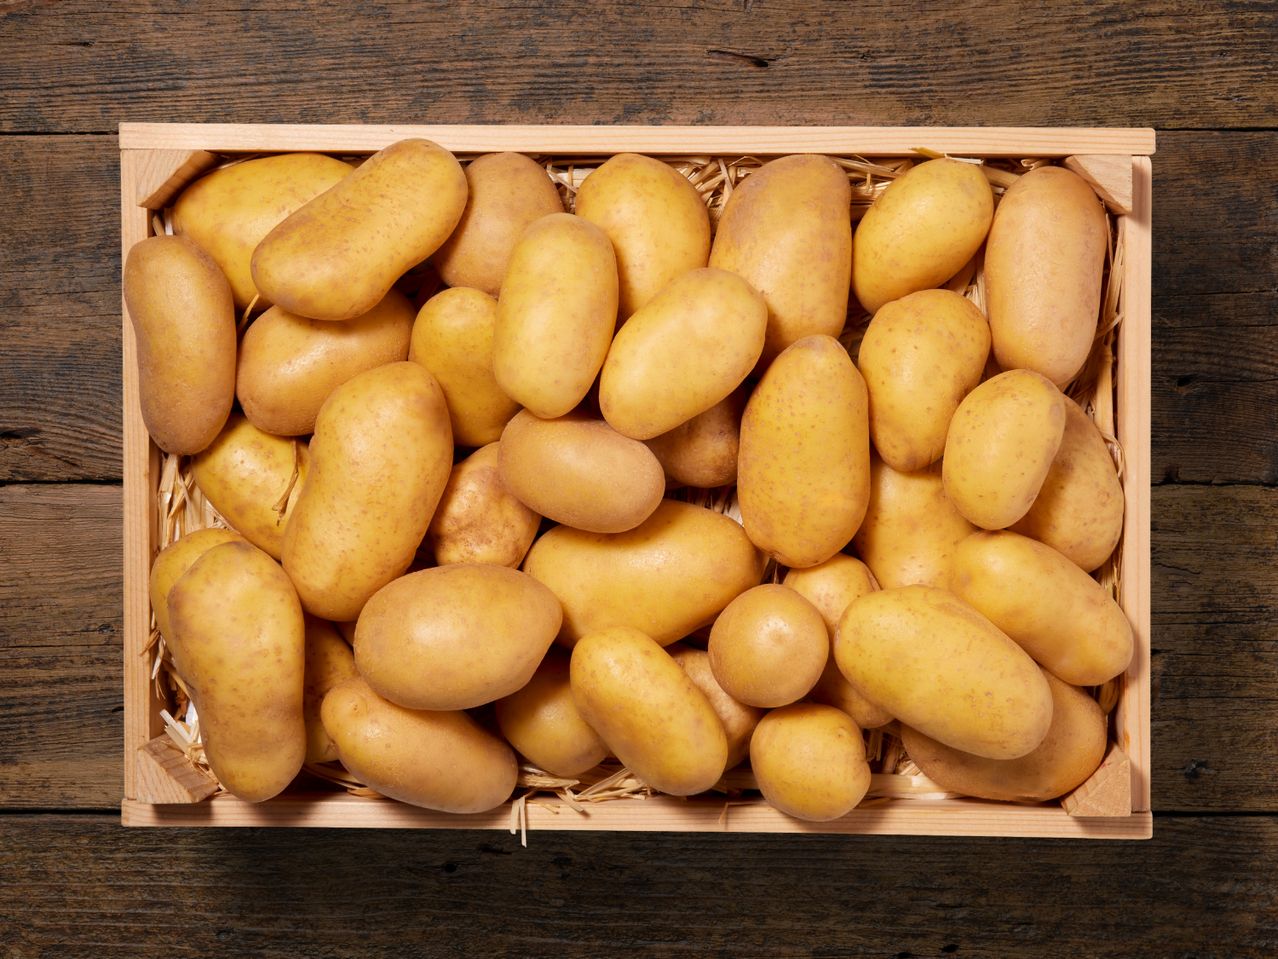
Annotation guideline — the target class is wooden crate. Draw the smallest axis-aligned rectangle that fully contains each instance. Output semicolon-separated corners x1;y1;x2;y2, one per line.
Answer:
119;124;1155;838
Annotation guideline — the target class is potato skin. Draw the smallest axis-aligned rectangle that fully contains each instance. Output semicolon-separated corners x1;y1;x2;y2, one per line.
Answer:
123;234;237;455
252;138;467;322
302;617;358;764
669;645;763;769
750;704;870;822
644;389;743;489
570;626;728;795
985;166;1108;387
148;527;245;640
321;675;517;813
281;362;453;621
493;651;608;778
708;584;828;708
426;442;540;568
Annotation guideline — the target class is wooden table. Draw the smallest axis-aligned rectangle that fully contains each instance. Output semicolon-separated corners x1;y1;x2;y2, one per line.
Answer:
1;3;1274;955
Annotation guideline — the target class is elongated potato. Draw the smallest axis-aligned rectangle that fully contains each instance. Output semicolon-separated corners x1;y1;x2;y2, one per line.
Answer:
751;704;871;822
645;389;743;489
494;652;608;778
669;645;762;769
708;584;828;708
302;617;358;764
148;527;246;640
425;443;540;568
123;235;236;455
252;139;467;322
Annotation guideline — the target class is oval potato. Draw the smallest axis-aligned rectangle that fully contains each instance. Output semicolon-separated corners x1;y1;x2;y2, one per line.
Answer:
668;645;763;769
426;442;540;568
302;617;358;764
493;651;608;778
708;584;828;708
148;527;246;640
644;389;743;489
750;703;871;822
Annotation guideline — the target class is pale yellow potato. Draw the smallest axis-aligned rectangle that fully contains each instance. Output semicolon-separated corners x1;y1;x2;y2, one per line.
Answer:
493;213;619;418
302;617;358;764
949;530;1134;685
942;369;1066;530
570;626;727;795
148;527;245;640
750;703;870;822
575;152;711;319
902;671;1106;803
708;584;828;708
252;138;467;322
493;651;608;777
986;166;1109;387
523;499;764;647
644;389;743;489
425;443;540;568
738;335;870;568
499;410;664;534
1011;397;1124;571
123;235;236;455
433;152;564;296
599;267;766;440
281;362;453;621
835;585;1052;759
857;288;990;471
167;541;305;802
236;290;414;437
668;645;762;769
852;158;994;314
321;675;516;813
709;155;852;362
173;153;353;309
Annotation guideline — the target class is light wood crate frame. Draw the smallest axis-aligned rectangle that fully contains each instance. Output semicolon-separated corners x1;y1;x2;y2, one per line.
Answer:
119;124;1154;838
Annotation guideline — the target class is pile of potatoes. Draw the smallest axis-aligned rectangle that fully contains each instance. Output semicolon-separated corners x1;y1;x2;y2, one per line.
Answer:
128;138;1132;822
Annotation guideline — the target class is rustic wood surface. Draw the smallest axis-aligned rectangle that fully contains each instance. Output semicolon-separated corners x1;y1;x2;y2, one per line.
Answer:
1;1;1275;955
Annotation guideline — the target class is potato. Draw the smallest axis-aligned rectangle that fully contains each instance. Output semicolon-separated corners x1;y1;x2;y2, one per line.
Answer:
252;139;467;322
281;362;452;621
750;704;870;822
302;617;358;764
985;166;1108;387
123;235;236;455
173;153;353;310
236;290;414;437
851;157;994;314
410;287;519;446
668;645;763;769
425;443;540;568
738;335;870;568
575;152;711;319
835;585;1052;759
493;651;608;777
949;530;1134;685
1011;397;1124;571
709;155;852;362
570;626;727;795
857;288;990;471
708;584;827;708
499;410;664;533
902;671;1107;803
321;675;517;813
853;456;975;589
644;389;743;489
167;540;305;802
523;499;764;647
942;369;1066;530
190;414;309;559
493;213;619;418
433;152;564;296
599;267;766;440
148;527;245;640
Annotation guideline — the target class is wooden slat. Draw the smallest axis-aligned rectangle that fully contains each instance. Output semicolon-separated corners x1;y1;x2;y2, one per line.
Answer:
1062;746;1132;817
133;148;218;208
133;736;219;804
1064;154;1134;213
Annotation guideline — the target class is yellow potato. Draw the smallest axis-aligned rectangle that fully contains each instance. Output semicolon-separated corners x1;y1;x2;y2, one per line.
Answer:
302;617;358;764
986;166;1108;387
410;287;518;447
282;362;452;621
644;389;743;489
523;499;764;647
835;585;1052;759
433;151;564;296
148;527;245;640
852;157;994;314
709;155;852;362
493;213;618;418
708;584;828;708
425;442;540;568
499;410;664;534
902;671;1106;802
599;267;766;440
354;564;561;710
493;651;608;777
949;530;1134;686
750;703;870;822
236;290;415;437
190;414;309;559
942;369;1066;530
321;675;517;813
252;138;467;322
167;541;305;802
738;335;870;568
668;645;763;769
173;153;353;309
1011;397;1124;571
123;235;236;455
575;152;711;319
857;289;990;471
570;626;727;795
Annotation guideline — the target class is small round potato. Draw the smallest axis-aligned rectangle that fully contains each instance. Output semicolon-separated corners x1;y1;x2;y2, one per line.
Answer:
302;617;358;764
668;645;763;769
148;527;245;640
708;584;828;708
644;389;744;489
750;703;871;822
493;651;608;778
425;443;540;568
